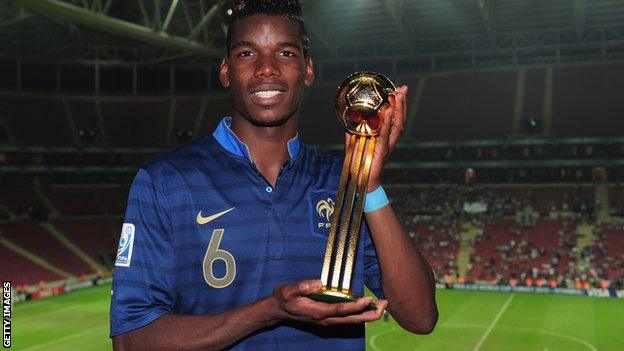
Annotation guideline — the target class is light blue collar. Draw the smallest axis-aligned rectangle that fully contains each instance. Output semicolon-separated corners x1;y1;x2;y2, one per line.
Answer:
212;117;300;161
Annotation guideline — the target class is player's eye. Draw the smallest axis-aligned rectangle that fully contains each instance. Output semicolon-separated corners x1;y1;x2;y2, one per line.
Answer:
237;50;254;57
280;50;297;57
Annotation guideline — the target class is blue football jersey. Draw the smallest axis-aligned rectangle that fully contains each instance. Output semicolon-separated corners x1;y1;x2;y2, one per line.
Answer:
110;117;383;350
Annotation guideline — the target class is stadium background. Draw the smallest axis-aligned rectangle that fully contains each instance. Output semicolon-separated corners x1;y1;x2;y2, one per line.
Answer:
1;0;623;350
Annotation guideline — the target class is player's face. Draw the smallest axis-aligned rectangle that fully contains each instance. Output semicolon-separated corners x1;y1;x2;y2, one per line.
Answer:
219;14;314;127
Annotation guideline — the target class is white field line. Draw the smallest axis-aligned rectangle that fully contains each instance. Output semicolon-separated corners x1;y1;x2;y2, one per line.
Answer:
367;320;597;351
21;324;107;351
499;326;596;351
370;326;397;351
442;324;597;351
473;294;515;351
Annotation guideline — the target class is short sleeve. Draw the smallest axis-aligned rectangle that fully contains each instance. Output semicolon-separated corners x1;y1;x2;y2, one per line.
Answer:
110;168;175;337
362;224;383;299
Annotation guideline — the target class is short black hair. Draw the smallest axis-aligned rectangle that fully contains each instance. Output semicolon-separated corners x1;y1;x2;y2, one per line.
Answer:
225;0;310;58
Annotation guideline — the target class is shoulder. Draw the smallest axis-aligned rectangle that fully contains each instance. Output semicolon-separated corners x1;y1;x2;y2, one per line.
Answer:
141;137;214;174
133;137;217;189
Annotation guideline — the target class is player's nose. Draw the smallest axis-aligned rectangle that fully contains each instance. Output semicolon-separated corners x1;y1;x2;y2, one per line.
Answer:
254;55;280;78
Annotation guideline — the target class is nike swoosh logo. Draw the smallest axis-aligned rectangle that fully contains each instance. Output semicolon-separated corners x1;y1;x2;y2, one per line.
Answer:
196;208;235;225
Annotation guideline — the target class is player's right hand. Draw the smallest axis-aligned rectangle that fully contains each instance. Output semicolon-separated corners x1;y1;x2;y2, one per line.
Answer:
270;279;389;326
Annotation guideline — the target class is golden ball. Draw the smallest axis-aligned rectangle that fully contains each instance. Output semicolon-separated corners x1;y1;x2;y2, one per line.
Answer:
335;71;396;136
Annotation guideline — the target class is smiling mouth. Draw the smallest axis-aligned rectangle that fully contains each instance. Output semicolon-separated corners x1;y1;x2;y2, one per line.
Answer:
249;89;286;107
252;90;282;98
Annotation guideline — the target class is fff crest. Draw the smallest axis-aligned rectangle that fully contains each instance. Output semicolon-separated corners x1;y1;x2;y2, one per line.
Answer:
310;190;336;237
316;198;335;223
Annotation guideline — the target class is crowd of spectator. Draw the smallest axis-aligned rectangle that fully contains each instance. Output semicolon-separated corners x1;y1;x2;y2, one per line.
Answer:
389;186;623;290
403;216;461;278
575;224;624;290
466;220;579;288
390;185;524;220
389;185;595;221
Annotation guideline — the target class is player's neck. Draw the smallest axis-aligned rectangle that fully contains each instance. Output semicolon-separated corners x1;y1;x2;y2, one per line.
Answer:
230;115;298;186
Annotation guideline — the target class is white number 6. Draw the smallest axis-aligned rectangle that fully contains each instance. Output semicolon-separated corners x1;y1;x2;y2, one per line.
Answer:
202;229;236;288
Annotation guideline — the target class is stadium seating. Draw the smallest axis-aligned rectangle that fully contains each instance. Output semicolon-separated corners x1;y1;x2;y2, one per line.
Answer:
96;185;130;215
406;220;460;277
53;218;118;266
0;244;63;286
46;185;101;215
65;99;101;143
0;97;74;146
0;221;93;277
101;100;169;147
467;220;519;282
601;225;624;280
466;219;576;284
609;185;624;214
41;184;128;216
388;185;594;217
535;186;594;213
0;184;45;215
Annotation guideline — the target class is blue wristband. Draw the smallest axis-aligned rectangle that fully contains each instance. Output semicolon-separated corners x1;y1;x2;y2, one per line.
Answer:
364;185;389;213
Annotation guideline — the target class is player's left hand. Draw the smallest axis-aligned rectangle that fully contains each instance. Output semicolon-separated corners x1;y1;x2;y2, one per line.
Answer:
345;85;408;192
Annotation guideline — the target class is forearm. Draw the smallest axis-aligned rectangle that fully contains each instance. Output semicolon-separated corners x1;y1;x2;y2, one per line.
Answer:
365;204;438;334
113;296;280;351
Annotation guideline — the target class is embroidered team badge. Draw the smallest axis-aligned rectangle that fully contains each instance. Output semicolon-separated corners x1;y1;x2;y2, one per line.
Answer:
316;198;335;226
115;223;135;267
310;190;337;237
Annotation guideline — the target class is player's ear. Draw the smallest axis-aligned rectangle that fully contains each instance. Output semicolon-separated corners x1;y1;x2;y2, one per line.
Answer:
304;57;314;86
219;58;230;88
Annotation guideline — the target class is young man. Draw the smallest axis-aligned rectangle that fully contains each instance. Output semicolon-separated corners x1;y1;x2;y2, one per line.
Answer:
110;1;438;350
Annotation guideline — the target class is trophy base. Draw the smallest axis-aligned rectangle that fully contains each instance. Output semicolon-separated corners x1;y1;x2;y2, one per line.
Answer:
308;289;376;310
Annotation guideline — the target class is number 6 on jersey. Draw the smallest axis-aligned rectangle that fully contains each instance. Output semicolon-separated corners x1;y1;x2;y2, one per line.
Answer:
202;229;236;288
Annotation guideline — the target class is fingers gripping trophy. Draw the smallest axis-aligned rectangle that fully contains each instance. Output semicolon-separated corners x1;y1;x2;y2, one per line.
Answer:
309;71;396;306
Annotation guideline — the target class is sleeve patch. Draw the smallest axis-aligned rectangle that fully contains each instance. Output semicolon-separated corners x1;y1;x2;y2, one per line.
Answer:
115;223;136;267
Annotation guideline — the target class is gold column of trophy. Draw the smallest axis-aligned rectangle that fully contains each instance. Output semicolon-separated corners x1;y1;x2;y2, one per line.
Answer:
309;72;396;305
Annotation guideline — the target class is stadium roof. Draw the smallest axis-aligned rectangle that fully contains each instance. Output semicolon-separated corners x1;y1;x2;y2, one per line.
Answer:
2;0;624;68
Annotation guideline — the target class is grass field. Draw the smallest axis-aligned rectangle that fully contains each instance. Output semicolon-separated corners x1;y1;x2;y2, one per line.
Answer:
12;284;624;350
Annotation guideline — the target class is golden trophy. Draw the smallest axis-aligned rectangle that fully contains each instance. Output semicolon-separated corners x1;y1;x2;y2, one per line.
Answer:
309;71;396;304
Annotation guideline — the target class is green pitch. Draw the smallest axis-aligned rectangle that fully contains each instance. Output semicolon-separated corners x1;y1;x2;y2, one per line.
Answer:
12;284;624;350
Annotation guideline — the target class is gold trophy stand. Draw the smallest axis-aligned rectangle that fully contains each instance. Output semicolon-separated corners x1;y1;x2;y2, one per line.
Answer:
309;71;395;308
309;124;377;307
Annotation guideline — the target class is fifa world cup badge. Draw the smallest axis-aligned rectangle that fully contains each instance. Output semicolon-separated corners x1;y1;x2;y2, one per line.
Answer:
115;223;135;267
